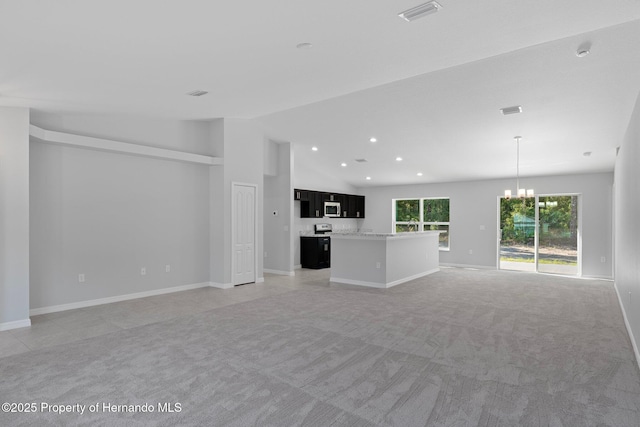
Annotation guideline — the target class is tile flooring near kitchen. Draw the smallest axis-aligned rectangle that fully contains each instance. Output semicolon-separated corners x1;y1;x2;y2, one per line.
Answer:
1;267;639;426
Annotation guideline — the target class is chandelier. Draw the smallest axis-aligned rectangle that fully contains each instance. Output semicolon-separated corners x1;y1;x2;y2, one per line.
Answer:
504;136;534;199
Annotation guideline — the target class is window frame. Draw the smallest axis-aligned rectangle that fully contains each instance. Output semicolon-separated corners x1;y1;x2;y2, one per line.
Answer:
393;197;450;251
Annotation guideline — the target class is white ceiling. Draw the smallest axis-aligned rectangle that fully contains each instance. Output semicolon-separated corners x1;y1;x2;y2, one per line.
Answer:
2;1;640;186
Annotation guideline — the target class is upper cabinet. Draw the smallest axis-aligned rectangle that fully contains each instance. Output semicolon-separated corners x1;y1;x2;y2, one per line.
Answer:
294;189;365;219
355;195;365;219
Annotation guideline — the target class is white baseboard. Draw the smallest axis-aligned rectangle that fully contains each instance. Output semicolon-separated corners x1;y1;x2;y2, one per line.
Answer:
614;281;640;370
210;278;264;288
30;282;211;316
0;318;32;331
294;264;302;270
581;275;614;280
263;269;295;276
330;268;439;289
440;263;495;270
210;281;233;289
329;277;388;288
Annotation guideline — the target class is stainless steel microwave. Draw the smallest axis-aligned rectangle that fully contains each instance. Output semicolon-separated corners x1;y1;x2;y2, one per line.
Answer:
324;201;340;217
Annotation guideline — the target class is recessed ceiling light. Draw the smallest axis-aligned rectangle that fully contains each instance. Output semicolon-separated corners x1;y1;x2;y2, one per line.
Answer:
311;146;318;151
369;137;377;143
340;162;347;167
583;151;592;157
398;1;442;22
366;176;372;180
186;90;208;97
396;157;403;162
417;172;423;176
500;105;523;115
296;42;313;49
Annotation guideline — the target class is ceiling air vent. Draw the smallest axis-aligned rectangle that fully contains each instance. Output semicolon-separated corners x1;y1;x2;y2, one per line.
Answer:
187;90;208;97
355;158;368;163
398;1;442;22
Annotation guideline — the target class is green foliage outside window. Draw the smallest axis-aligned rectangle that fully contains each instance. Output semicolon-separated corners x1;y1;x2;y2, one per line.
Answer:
500;196;577;246
423;199;449;223
395;199;419;222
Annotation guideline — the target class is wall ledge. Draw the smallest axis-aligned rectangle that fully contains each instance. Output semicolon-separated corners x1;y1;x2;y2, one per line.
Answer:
29;125;223;166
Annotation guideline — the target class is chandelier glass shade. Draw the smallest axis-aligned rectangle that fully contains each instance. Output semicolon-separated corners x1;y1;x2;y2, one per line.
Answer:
504;136;534;199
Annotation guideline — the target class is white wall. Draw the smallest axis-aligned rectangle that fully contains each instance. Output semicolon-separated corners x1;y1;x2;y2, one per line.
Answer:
208;119;226;285
360;172;613;278
264;141;294;274
293;163;358;195
0;107;30;329
29;114;266;308
29;117;211;310
614;92;640;362
209;119;264;285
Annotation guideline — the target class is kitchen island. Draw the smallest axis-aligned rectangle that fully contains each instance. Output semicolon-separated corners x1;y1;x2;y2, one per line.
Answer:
329;231;441;288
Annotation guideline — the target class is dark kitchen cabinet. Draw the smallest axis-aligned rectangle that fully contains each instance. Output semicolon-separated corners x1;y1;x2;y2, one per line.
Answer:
336;194;348;218
300;236;330;269
294;189;309;201
347;195;357;218
298;189;323;218
311;192;324;218
355;195;365;218
294;188;364;219
345;194;365;218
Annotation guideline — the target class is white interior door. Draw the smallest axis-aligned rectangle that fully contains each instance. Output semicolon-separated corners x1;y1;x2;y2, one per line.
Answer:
232;183;256;285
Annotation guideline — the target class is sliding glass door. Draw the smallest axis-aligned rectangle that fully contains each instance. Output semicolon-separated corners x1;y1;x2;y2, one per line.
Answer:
499;197;536;272
537;196;579;275
499;194;580;276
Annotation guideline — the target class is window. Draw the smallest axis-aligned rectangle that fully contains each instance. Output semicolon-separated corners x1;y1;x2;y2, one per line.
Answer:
394;198;450;249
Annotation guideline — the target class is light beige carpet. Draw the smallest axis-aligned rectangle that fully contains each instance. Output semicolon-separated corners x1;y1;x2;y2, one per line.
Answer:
1;268;638;426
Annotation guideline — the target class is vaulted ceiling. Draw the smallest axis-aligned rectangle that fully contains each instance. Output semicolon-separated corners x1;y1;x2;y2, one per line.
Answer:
2;1;640;185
